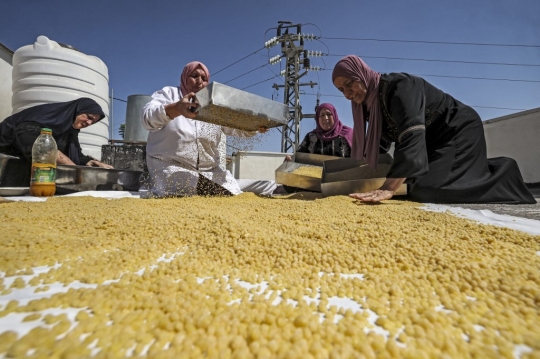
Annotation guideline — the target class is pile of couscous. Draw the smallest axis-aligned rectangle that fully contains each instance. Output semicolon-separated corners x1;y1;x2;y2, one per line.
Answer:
0;193;539;358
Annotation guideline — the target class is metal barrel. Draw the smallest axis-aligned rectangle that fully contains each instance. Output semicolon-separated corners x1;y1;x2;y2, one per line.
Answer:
124;95;152;142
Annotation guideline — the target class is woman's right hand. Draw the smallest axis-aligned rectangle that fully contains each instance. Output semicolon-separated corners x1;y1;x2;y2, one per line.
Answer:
164;92;199;119
284;155;292;162
86;160;114;169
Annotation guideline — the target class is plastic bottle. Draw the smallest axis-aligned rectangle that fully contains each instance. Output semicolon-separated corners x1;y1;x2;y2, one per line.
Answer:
30;128;58;197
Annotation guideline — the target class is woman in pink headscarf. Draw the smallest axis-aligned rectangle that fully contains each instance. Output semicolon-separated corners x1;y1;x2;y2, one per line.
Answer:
141;61;277;198
332;55;534;204
296;103;353;157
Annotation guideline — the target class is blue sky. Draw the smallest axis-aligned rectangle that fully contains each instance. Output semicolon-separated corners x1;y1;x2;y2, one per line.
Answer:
2;0;539;153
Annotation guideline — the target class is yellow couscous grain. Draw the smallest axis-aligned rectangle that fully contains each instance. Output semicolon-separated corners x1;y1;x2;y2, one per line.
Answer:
0;193;538;358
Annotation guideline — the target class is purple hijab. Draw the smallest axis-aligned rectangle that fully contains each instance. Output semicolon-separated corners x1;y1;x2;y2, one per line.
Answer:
180;61;210;96
332;55;383;168
311;103;353;148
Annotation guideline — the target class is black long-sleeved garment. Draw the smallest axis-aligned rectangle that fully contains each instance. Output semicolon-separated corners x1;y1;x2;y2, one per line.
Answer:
297;133;351;157
377;73;535;204
0;98;103;186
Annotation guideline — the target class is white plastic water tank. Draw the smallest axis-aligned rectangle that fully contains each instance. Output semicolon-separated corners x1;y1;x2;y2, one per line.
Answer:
11;36;109;160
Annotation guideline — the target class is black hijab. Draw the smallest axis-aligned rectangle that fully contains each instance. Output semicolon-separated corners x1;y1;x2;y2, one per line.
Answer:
0;98;105;164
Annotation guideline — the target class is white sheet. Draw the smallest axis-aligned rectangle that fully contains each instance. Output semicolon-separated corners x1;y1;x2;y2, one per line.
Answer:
422;204;540;236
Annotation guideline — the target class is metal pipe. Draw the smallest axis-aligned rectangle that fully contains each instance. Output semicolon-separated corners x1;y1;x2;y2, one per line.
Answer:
111;88;114;140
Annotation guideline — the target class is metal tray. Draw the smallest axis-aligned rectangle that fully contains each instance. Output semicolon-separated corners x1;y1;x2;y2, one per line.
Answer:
275;153;340;192
194;82;288;131
321;154;407;197
275;162;324;192
56;165;143;194
0;187;29;197
0;153;19;184
275;152;408;197
322;178;407;198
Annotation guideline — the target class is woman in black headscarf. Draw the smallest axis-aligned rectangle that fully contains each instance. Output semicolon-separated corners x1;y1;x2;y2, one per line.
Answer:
0;98;113;186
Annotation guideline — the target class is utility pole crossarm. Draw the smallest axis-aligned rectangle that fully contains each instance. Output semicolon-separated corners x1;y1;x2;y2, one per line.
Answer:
266;21;320;153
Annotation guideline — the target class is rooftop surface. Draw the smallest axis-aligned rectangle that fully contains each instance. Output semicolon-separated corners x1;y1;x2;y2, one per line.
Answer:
444;185;540;221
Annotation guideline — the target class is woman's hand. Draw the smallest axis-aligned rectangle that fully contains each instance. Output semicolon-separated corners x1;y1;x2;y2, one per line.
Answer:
86;160;114;169
164;92;199;119
350;189;394;202
284;155;292;162
349;177;406;203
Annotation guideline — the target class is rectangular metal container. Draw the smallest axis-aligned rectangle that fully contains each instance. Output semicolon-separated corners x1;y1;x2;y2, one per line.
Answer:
275;152;408;197
194;82;289;131
321;154;407;197
275;162;324;192
55;165;143;194
275;153;339;192
321;178;407;198
0;153;19;184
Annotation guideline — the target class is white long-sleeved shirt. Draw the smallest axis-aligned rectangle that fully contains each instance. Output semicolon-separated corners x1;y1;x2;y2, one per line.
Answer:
142;86;256;171
141;86;263;197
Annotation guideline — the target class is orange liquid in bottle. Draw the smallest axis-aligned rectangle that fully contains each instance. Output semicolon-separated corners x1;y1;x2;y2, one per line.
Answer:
30;163;56;197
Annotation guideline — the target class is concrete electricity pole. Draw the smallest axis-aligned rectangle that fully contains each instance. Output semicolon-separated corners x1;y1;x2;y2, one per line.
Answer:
266;21;321;153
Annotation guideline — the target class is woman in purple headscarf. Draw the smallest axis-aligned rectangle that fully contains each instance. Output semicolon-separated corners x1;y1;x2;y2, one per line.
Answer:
142;61;278;198
332;55;535;204
296;103;353;157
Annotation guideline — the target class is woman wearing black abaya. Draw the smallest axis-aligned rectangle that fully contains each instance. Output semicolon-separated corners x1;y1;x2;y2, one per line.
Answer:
332;55;535;204
0;98;113;187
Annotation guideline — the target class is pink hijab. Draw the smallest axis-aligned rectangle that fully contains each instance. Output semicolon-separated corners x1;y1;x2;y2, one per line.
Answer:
180;61;210;96
332;55;382;168
312;103;353;148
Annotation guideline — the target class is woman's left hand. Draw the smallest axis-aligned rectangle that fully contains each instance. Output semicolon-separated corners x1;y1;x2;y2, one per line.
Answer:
349;189;394;203
86;160;114;169
350;178;406;203
257;126;269;133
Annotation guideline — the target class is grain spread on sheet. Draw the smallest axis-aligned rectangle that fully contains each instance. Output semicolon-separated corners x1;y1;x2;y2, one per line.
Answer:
0;194;539;358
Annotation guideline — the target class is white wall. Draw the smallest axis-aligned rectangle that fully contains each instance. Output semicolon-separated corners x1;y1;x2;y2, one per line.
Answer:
483;108;540;183
0;46;13;122
229;151;291;180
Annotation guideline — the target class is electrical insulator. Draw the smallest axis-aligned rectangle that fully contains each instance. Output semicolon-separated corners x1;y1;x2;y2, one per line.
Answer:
269;55;281;65
303;57;310;69
300;33;318;40
308;51;323;57
280;70;286;76
306;66;322;71
264;37;279;49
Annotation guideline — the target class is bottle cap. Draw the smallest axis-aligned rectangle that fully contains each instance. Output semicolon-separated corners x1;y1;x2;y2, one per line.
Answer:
41;128;52;134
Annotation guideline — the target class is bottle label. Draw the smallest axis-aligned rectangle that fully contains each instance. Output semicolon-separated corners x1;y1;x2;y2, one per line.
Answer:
31;166;56;184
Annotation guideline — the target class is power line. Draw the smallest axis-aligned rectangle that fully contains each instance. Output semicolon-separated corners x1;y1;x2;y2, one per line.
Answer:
415;73;540;83
328;54;540;67
219;59;538;89
320;37;540;48
302;93;528;111
112;97;127;103
223;64;267;84
241;74;281;90
316;68;540;83
213;47;265;76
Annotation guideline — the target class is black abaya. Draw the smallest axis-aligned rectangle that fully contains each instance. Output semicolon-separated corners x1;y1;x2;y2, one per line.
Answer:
378;73;535;204
297;133;351;157
0;98;105;187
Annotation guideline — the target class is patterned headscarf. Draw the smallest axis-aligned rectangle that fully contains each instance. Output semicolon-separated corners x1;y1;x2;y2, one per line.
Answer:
332;55;382;168
312;103;353;148
180;61;210;96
